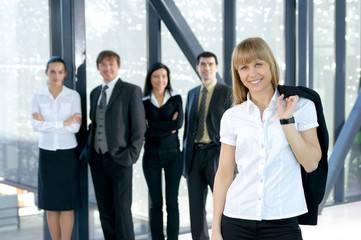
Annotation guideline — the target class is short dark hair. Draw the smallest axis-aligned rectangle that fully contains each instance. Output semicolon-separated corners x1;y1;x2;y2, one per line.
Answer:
46;56;67;72
196;51;218;65
143;62;173;97
96;50;121;67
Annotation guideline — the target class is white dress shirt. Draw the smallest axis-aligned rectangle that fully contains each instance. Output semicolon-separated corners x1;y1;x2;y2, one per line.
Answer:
30;86;81;151
220;89;318;221
97;76;118;106
142;90;178;108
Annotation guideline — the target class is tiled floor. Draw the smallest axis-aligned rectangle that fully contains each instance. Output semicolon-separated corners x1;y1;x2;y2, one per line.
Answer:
1;201;360;240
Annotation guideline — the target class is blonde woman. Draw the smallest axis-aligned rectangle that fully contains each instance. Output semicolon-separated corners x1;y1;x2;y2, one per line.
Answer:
211;38;321;240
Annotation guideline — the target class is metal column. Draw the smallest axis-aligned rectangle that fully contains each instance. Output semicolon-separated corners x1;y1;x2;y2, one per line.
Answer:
147;0;162;67
297;0;313;87
223;0;235;86
148;0;224;83
284;0;296;86
48;0;88;239
333;0;346;203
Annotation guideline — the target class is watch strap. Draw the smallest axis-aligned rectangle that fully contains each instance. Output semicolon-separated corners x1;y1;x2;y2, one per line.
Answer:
280;116;295;125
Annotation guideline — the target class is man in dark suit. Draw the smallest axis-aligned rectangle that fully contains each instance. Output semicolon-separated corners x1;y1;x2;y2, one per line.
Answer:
183;52;232;240
81;50;146;240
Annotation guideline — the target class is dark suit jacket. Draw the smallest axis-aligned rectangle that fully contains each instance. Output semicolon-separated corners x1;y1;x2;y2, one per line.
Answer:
278;85;329;225
81;78;146;166
183;82;232;176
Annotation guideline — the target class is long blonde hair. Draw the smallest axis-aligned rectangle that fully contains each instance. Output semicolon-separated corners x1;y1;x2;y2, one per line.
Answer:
231;37;280;105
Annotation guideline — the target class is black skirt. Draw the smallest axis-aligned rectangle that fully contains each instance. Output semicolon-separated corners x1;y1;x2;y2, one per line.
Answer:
38;148;81;211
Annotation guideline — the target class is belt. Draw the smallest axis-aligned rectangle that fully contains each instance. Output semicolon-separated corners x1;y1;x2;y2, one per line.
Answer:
194;142;216;150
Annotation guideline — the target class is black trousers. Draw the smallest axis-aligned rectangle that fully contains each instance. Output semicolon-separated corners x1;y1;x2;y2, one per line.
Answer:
221;215;303;240
187;144;220;240
89;151;134;240
143;150;182;240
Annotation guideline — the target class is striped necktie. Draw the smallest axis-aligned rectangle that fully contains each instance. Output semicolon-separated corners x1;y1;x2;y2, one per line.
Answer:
99;85;109;109
195;87;207;141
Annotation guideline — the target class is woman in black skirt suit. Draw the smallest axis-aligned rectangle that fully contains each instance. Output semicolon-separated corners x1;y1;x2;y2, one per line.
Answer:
142;63;183;240
30;56;81;240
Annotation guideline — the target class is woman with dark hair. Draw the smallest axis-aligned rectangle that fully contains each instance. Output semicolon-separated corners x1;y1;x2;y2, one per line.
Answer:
31;56;81;240
142;62;183;240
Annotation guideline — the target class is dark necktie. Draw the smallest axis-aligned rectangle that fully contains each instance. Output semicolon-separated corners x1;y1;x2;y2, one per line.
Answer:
99;85;109;109
195;87;207;141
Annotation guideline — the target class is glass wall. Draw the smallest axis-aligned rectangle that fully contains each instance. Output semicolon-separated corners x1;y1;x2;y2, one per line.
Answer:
236;0;285;83
161;23;195;230
173;0;223;77
0;0;360;238
84;0;149;237
313;0;335;147
0;0;49;188
345;0;361;117
85;0;226;234
161;0;224;230
344;0;361;201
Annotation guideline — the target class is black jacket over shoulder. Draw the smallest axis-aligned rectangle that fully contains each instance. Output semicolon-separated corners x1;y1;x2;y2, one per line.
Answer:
278;85;329;225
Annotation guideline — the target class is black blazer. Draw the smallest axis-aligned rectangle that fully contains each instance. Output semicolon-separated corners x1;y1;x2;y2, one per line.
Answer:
81;78;146;166
183;82;232;176
278;85;329;225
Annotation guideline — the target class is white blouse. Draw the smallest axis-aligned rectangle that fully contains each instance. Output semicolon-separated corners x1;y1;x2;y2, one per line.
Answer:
142;90;178;108
220;89;318;221
30;86;81;151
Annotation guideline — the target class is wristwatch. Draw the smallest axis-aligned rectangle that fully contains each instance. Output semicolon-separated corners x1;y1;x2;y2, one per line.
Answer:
280;116;295;125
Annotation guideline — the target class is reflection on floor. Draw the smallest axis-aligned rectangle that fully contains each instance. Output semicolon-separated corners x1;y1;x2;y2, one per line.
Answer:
1;201;360;240
300;201;361;240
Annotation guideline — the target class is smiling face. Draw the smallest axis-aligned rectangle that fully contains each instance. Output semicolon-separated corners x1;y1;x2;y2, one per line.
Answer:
231;38;280;104
237;59;273;95
196;56;219;85
150;68;168;94
97;57;120;83
45;62;67;88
